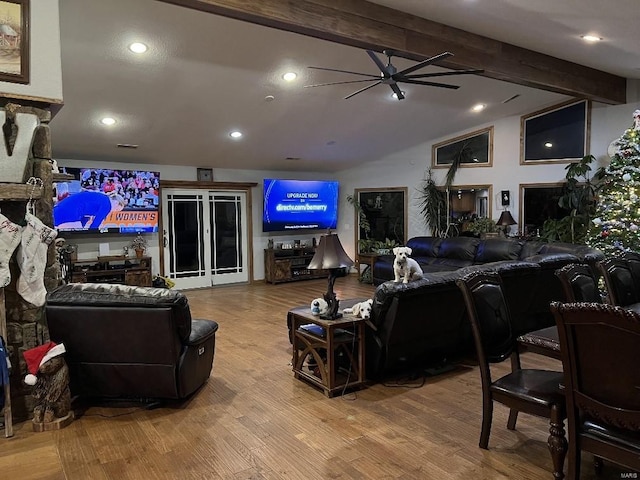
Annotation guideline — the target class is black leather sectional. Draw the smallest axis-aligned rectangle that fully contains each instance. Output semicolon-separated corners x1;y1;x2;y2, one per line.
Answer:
366;236;603;379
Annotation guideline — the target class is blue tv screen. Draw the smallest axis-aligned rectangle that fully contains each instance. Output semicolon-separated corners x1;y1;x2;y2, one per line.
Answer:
263;179;339;232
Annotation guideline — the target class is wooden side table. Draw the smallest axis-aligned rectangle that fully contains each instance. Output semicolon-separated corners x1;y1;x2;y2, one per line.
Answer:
289;301;367;397
356;253;379;283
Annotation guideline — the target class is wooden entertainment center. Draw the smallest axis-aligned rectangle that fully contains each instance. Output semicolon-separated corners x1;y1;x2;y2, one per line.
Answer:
264;248;327;284
69;256;152;287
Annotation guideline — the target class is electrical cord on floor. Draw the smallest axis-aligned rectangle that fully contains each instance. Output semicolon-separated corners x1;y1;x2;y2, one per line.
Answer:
339;318;359;401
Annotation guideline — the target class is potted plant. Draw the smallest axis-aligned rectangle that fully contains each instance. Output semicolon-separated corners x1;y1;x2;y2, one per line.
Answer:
131;233;148;258
468;217;498;238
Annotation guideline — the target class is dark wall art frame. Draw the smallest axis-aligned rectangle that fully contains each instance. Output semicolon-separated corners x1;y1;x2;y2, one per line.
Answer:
432;126;493;169
0;0;29;84
520;99;591;165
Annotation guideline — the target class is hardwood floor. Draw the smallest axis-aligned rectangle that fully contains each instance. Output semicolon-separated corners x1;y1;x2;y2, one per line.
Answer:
0;275;632;479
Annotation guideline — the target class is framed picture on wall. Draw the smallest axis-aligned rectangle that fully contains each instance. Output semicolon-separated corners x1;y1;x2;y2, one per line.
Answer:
432;126;493;169
520;99;590;164
0;0;30;84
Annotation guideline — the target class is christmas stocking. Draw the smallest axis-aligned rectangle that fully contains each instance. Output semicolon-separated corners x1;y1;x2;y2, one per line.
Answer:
17;213;58;307
0;212;22;288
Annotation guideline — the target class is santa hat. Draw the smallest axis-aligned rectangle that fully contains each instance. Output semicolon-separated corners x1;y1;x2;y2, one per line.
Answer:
22;341;66;386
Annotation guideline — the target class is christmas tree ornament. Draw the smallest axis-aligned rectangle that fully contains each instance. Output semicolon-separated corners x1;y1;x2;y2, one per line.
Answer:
623;173;632;181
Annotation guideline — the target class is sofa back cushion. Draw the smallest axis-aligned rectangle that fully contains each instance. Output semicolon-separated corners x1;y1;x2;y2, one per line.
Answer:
406;236;442;258
475;239;523;263
437;237;480;261
46;283;192;342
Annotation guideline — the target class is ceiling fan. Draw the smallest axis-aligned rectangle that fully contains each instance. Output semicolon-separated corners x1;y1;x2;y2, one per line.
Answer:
304;49;483;100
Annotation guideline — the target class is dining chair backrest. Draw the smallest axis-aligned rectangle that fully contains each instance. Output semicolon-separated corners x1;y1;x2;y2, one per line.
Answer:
621;251;640;292
598;257;639;306
457;271;515;367
551;301;640;476
555;263;601;303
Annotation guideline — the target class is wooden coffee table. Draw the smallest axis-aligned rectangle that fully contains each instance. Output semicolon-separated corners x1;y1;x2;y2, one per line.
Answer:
289;299;368;397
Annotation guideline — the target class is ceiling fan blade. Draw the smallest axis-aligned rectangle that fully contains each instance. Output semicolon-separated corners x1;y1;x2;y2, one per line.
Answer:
308;66;380;78
399;78;460;89
390;83;405;100
404;69;484;79
345;80;382;99
366;50;389;75
304;79;380;88
397;52;453;76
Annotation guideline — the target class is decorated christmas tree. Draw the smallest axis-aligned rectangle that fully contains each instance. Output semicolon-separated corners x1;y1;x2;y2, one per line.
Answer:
587;109;640;254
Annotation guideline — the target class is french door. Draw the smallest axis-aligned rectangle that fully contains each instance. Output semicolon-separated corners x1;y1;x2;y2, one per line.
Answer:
162;188;249;289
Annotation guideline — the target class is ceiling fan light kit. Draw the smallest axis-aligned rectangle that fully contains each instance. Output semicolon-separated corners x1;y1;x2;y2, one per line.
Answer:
305;49;483;100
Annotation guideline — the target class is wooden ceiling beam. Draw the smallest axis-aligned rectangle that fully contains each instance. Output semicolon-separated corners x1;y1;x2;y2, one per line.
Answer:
160;0;626;105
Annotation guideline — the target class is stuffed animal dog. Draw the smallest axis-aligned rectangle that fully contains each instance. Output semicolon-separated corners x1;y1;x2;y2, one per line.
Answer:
310;297;329;316
343;299;373;319
393;246;423;283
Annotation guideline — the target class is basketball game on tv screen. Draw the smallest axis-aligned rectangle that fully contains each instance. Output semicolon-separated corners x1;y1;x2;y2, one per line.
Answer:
53;168;160;233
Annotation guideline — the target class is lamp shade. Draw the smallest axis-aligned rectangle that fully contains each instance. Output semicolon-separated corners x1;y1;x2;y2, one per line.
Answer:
497;210;517;226
308;233;354;270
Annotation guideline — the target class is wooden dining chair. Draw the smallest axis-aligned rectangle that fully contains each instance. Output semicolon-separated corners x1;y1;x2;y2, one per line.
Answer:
597;257;639;306
456;271;567;479
555;263;602;303
551;302;640;479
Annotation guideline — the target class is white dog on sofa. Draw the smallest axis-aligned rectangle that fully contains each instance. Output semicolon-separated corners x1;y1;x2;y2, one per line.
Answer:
393;246;423;284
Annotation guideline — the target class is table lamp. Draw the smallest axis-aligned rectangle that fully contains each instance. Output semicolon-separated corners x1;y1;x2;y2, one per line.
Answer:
308;232;354;320
497;210;517;235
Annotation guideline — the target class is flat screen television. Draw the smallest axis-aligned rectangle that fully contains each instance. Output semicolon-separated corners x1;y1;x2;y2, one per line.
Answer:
53;168;160;233
263;179;339;232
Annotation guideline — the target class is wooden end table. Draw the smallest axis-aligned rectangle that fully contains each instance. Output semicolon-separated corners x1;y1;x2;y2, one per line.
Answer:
289;300;367;397
356;253;379;283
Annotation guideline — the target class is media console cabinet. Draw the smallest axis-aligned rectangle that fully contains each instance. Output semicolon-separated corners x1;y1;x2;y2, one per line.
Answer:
69;256;152;287
264;248;327;284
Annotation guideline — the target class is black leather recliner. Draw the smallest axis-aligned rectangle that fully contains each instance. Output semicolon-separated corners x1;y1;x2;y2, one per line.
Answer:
45;283;218;400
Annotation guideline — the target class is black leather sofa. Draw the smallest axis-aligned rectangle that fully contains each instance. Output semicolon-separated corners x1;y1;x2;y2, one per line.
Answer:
372;236;603;284
45;283;219;400
365;237;603;379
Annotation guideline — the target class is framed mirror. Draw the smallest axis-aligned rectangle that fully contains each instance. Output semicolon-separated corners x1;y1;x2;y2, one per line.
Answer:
354;187;407;253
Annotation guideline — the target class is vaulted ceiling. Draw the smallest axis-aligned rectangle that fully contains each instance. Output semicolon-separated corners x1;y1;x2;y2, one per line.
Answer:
51;0;637;173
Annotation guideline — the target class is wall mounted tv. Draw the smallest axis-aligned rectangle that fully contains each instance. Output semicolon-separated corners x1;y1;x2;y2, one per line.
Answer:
263;179;339;232
53;168;160;233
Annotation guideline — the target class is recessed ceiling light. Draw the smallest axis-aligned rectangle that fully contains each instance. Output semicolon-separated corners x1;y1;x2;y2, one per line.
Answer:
581;34;602;43
282;72;297;82
229;131;243;139
472;103;486;112
545;142;553;148
128;42;148;54
100;117;116;126
264;95;275;102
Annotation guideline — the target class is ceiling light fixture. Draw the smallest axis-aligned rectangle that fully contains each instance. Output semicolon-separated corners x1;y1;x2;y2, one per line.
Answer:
128;42;148;54
282;72;297;82
545;142;553;148
581;34;602;43
229;131;243;139
472;103;486;112
100;117;116;126
392;91;406;100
